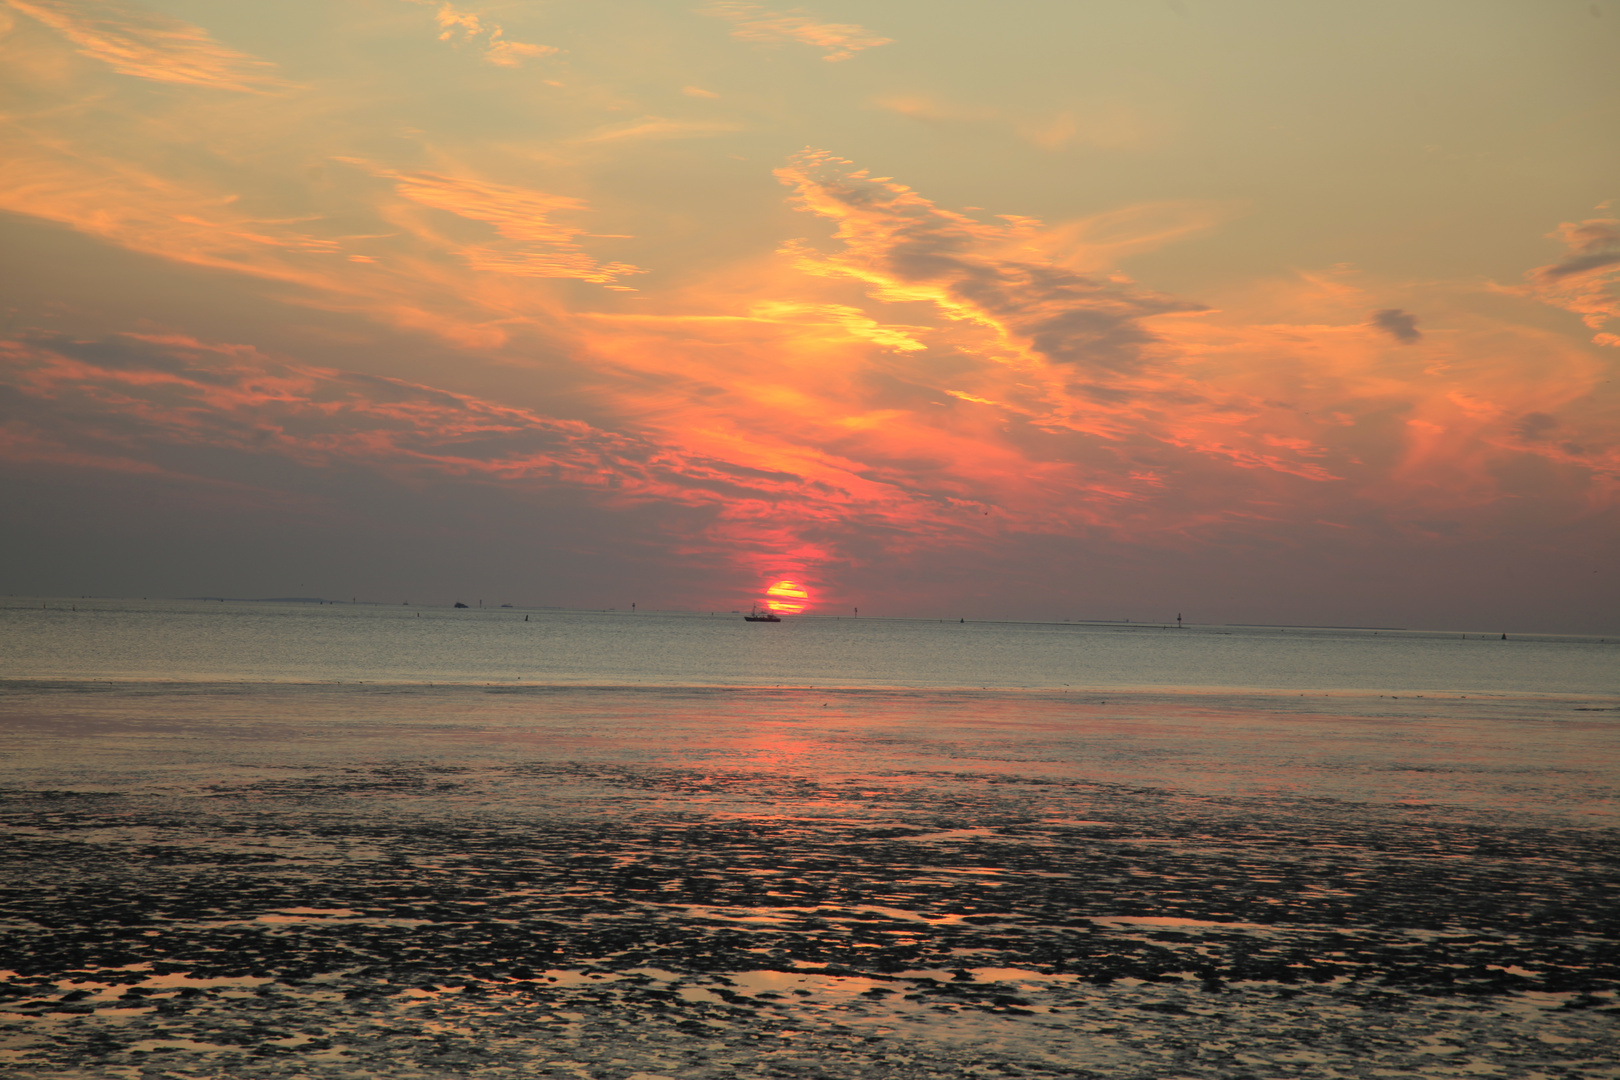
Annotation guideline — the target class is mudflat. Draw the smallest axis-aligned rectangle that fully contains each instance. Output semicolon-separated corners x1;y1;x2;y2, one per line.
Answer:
1;682;1617;1077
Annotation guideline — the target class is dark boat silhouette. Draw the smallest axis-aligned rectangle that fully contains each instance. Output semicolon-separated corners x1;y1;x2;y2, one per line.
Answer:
743;606;781;623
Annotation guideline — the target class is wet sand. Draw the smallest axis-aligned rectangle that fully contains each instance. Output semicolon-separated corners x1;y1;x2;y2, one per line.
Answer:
1;683;1617;1077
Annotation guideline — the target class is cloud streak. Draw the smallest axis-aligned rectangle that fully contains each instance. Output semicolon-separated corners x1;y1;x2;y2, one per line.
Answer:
4;0;284;92
775;150;1202;373
577;116;745;143
0;333;807;510
772;148;1207;453
876;94;1164;152
407;0;557;67
702;2;891;62
352;163;645;286
1521;214;1620;347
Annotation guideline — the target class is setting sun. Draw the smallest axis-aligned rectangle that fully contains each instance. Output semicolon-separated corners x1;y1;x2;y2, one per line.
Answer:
764;579;810;614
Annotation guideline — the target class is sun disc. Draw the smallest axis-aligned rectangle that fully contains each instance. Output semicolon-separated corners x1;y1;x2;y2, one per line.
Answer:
764;578;810;614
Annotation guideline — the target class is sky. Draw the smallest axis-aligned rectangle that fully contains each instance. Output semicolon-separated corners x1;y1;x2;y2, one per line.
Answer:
1;0;1617;631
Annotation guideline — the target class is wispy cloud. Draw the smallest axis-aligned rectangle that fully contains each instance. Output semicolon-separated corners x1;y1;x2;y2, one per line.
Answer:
753;152;1620;529
485;33;557;67
349;162;644;286
702;2;890;62
874;95;996;125
4;0;284;92
406;0;557;67
875;93;1165;152
775;150;1201;381
577;116;745;144
0;332;810;510
0;138;347;283
1520;214;1620;347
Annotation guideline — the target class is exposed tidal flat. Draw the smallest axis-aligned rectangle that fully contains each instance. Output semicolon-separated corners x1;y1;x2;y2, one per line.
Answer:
0;602;1617;1078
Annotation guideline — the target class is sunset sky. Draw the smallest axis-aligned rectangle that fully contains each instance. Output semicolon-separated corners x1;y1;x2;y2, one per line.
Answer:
2;0;1617;630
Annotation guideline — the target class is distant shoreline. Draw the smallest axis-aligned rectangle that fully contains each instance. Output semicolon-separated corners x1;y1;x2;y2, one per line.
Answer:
4;595;1616;643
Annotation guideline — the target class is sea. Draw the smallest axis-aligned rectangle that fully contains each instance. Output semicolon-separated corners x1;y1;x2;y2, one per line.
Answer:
1;598;1617;1078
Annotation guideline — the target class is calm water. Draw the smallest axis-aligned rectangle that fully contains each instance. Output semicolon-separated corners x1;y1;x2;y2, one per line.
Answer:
2;595;1616;819
2;597;1615;694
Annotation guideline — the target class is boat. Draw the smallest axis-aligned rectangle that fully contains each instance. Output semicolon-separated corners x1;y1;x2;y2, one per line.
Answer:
743;606;781;623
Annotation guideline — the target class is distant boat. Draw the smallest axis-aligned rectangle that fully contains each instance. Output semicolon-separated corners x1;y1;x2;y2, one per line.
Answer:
743;606;781;623
454;602;469;608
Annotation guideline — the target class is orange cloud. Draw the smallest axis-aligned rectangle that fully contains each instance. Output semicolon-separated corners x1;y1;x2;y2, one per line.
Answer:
875;94;1166;152
0;39;641;343
0;137;343;283
0;333;824;512
0;135;566;348
702;2;891;62
771;149;1207;446
1010;201;1234;273
578;154;1619;577
484;34;557;67
351;163;645;285
577;117;745;143
4;0;285;92
1519;213;1620;346
407;0;557;67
